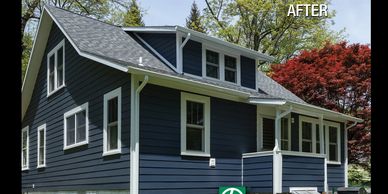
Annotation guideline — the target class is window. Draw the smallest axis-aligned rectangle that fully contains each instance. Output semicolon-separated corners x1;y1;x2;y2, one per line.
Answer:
206;50;219;79
301;121;313;152
47;39;65;96
22;126;29;170
181;92;210;157
224;55;237;83
326;123;341;163
202;46;241;85
281;117;291;150
64;103;89;150
103;87;122;156
37;124;46;168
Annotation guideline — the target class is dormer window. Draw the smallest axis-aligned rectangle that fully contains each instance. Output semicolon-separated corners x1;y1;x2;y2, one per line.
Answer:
203;46;240;85
206;50;219;79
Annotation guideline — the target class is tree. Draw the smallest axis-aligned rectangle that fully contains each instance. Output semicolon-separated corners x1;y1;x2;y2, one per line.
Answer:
123;0;144;26
203;0;344;69
22;33;33;81
186;1;206;33
270;42;371;168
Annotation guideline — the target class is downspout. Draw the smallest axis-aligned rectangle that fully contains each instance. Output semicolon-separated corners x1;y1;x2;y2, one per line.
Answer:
130;75;149;194
344;121;358;187
273;106;292;194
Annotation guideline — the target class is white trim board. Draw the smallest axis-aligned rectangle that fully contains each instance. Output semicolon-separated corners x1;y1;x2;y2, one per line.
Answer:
63;102;89;150
21;126;30;171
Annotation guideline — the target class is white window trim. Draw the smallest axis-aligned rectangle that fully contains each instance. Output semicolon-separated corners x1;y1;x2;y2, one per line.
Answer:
22;126;29;171
47;39;66;97
180;92;211;157
202;44;241;85
63;102;89;150
103;87;122;156
299;116;342;164
290;187;318;192
280;115;292;151
37;124;46;168
325;121;341;164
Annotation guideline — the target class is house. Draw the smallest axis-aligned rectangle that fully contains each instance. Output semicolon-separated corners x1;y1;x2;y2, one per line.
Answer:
21;5;363;194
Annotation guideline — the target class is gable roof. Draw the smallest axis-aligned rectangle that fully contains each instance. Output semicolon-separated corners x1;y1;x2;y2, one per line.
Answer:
22;6;362;123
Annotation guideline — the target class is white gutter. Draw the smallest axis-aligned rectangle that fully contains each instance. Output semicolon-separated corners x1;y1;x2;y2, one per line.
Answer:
344;121;358;187
130;75;149;194
273;106;292;194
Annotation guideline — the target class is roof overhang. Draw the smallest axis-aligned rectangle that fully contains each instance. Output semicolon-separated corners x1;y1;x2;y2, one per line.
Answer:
249;97;363;123
122;25;275;62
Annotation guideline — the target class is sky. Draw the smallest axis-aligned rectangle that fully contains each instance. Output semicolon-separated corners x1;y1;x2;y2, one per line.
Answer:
139;0;370;45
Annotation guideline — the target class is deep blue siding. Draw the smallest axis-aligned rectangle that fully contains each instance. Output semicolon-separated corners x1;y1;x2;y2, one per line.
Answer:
139;84;256;194
240;56;256;90
21;23;131;192
282;156;325;192
183;39;202;76
327;123;345;189
137;33;176;68
243;156;273;193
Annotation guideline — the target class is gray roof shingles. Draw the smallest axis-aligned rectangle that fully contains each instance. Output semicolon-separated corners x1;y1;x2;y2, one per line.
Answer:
46;5;304;103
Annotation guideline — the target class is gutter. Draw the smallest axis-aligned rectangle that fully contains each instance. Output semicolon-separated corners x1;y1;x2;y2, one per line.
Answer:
130;75;149;194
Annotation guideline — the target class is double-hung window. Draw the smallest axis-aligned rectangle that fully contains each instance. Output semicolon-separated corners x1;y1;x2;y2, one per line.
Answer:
326;123;341;163
301;121;313;152
22;126;29;170
47;39;65;96
281;117;291;150
224;55;237;83
206;50;220;79
64;103;89;150
103;87;122;156
181;92;210;157
37;124;46;168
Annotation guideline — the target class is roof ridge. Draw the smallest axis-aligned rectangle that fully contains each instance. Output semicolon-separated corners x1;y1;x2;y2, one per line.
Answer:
44;4;120;28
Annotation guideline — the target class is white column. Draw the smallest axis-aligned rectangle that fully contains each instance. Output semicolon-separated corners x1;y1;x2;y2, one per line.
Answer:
319;115;327;192
176;32;182;73
273;109;282;194
344;123;349;187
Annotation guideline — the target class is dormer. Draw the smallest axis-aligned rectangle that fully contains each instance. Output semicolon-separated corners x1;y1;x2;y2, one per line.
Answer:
123;26;274;91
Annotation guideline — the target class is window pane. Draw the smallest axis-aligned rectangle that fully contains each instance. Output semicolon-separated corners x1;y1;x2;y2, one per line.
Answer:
108;97;118;123
281;118;288;139
57;47;64;87
329;127;337;143
108;125;118;150
206;50;219;64
316;125;320;153
281;140;288;150
225;55;236;69
39;147;44;165
23;150;27;166
76;111;86;142
225;69;236;83
49;55;55;92
66;115;75;146
302;122;312;139
302;141;312;152
186;127;203;151
39;130;44;148
329;144;337;161
22;131;27;149
206;64;219;78
186;101;204;126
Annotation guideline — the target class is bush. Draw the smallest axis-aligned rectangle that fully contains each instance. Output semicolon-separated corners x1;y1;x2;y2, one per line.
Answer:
348;163;371;187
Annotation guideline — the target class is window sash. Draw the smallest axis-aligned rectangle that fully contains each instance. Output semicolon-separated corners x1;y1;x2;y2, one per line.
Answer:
64;103;88;150
21;129;28;168
47;40;65;95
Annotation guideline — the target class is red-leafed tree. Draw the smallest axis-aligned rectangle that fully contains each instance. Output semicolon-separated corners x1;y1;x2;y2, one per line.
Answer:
270;42;371;168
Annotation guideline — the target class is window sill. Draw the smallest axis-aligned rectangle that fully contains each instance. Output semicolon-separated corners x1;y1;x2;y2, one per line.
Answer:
102;149;121;156
181;151;210;157
327;161;341;165
63;141;88;150
47;84;66;97
37;165;46;169
22;167;29;171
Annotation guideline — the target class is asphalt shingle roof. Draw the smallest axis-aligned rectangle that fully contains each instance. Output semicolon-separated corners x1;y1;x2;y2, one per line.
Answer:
45;5;304;103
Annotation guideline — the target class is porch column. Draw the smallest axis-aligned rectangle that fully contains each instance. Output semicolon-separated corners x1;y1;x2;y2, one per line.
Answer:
319;115;328;192
273;108;282;194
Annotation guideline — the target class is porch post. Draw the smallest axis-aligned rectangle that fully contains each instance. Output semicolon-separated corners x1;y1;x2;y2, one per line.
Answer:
344;122;349;187
273;108;282;194
320;115;328;192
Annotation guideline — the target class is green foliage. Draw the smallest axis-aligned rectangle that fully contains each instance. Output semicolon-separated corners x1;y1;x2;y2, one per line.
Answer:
203;0;345;69
22;33;33;81
348;164;371;187
186;1;206;33
123;0;144;26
